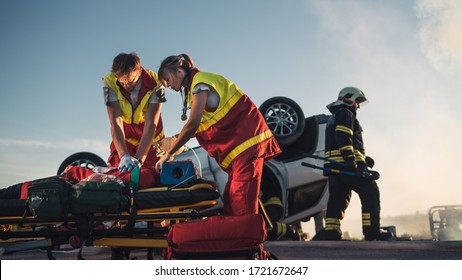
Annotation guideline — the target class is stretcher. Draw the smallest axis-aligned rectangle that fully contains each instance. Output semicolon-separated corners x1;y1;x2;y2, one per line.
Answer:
0;179;221;260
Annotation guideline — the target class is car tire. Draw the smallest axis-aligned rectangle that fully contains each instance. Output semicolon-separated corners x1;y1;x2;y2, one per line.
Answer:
57;152;107;175
259;96;305;146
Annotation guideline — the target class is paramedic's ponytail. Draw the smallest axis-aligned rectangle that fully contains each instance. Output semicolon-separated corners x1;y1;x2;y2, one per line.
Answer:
178;54;194;72
159;53;195;81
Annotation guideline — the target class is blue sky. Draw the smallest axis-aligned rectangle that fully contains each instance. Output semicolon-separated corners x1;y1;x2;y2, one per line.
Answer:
1;0;462;230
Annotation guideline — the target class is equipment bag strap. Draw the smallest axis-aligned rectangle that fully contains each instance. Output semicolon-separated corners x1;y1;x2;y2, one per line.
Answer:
130;168;140;193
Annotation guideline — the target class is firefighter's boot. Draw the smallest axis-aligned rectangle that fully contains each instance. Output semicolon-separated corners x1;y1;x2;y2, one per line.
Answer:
365;226;396;241
312;218;342;241
267;223;302;240
362;212;394;241
364;231;393;241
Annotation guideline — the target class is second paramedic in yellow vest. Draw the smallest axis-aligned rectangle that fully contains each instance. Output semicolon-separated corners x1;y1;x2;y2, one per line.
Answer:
103;52;166;172
155;53;281;216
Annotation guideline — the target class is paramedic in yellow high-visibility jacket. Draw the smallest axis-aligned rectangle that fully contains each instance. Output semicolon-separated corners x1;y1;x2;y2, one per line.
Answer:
103;52;165;171
155;53;281;216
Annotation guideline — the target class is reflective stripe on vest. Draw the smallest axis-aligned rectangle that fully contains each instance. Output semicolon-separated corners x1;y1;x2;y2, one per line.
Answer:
325;149;366;164
221;130;274;169
190;72;244;133
125;131;164;146
190;72;277;169
196;91;242;133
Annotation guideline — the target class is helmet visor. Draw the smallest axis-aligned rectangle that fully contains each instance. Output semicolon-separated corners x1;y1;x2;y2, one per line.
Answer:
356;95;367;103
358;99;369;106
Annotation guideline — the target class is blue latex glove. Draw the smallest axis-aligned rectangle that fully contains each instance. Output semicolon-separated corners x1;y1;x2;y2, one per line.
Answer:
118;154;141;172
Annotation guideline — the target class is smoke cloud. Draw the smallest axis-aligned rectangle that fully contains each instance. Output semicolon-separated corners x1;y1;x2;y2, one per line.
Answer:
416;0;462;79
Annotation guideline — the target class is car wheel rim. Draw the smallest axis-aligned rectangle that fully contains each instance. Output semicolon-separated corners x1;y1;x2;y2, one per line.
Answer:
264;102;299;137
69;159;98;170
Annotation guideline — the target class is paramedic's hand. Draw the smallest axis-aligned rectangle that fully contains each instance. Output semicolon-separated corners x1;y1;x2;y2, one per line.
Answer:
159;137;175;152
155;152;173;172
118;154;141;172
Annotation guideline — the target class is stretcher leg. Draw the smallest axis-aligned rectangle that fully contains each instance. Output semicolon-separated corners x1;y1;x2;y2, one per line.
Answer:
47;245;56;260
147;221;154;260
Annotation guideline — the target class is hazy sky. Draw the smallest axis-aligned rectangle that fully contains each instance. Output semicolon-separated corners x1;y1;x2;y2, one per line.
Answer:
1;0;461;224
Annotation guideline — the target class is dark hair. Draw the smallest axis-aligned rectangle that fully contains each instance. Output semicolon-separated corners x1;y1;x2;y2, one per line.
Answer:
158;53;195;84
111;52;141;75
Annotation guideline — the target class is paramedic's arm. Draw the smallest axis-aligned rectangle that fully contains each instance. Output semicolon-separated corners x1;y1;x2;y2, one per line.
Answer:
107;101;130;157
170;91;207;153
155;91;207;171
135;102;162;163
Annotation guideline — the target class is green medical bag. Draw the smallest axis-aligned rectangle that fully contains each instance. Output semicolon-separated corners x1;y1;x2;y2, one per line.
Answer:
27;176;70;218
69;180;128;214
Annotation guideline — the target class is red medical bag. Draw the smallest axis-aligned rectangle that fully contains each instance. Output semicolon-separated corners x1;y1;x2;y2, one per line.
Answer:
165;214;272;259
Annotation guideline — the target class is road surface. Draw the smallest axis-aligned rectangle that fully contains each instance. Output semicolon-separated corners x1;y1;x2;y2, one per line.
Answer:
1;240;461;260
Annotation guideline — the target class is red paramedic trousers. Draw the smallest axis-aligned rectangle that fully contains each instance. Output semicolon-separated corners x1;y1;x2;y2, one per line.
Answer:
223;152;264;216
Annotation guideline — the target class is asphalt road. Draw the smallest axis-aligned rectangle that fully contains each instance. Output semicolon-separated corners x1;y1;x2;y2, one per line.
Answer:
266;240;462;260
1;240;461;260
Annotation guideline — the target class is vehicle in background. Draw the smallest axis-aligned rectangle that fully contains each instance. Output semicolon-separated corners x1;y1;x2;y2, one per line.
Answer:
429;205;462;241
58;97;330;240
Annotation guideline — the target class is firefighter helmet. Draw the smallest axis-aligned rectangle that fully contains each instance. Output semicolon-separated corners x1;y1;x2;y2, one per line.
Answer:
328;87;368;107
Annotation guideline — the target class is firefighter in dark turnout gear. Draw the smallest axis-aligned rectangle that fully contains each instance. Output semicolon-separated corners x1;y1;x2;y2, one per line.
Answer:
312;87;391;241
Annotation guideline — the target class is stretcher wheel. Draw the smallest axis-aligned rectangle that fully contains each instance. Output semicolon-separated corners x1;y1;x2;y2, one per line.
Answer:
69;235;81;248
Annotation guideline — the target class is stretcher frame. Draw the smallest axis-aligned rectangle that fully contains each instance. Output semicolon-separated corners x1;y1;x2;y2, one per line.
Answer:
0;182;221;260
